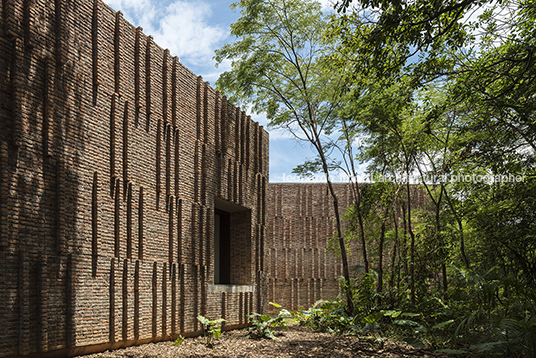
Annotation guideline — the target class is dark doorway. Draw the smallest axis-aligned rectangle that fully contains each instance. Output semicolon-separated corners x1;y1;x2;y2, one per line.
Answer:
214;209;231;284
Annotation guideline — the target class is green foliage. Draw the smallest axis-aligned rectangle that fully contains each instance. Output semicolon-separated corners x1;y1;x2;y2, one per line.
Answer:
197;315;226;348
215;0;536;355
245;302;291;339
295;300;356;335
172;334;185;346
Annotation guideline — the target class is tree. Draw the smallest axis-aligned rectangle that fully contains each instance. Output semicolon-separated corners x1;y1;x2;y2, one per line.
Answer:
214;0;356;315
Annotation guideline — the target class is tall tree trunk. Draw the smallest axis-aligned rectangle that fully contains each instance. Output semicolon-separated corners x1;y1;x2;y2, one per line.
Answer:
318;145;354;316
351;183;369;274
434;185;447;296
401;200;408;276
389;211;398;290
377;206;390;296
326;177;355;316
443;186;470;269
342;120;368;274
406;178;416;305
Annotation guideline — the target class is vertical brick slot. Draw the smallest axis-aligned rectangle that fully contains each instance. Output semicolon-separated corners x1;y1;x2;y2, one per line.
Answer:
193;265;199;331
204;210;211;273
257;175;262;222
262;177;266;225
221;292;226;330
221;96;227;154
174;129;179;197
177;199;182;263
145;36;153;131
215;92;221;153
67;255;73;348
179;263;185;333
134;260;140;340
38;254;48;352
172;57;178;128
255;225;260;272
138;187;144;260
191;204;197;265
198;208;204;267
238;164;243;204
163;49;169;125
258;128;263;173
249;292;253;318
92;0;99;104
134;27;142;125
152;262;157;338
168;197;174;263
200;266;206;317
123;101;129;197
122;259;128;342
110;94;118;195
239;292;243;324
291;279;295;311
253;123;259;173
114;11;122;94
54;0;65;66
43;57;54;157
11;38;24;148
193;142;199;203
233;161;238;203
234;108;240;160
171;263;176;335
126;182;132;259
109;259;115;343
227;158;232;201
166;125;171;197
203;81;208;143
18;253;30;355
162;262;167;337
92;172;98;276
156;116;161;207
196;76;202;140
114;179;120;258
201;143;206;205
240;112;246;165
245;117;250;169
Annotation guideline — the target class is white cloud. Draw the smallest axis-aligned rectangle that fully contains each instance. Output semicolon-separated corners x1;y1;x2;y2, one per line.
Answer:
151;1;227;68
203;58;232;85
103;0;227;72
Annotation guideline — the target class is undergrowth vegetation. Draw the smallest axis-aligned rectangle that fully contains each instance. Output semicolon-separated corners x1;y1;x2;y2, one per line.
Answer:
294;269;536;357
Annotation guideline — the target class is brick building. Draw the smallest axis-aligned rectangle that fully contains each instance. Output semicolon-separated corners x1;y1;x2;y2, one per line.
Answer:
266;183;429;312
266;183;358;311
0;0;268;356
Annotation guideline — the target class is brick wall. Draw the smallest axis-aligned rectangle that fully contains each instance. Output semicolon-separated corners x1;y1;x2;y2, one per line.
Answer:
266;183;357;311
0;0;268;356
266;183;429;312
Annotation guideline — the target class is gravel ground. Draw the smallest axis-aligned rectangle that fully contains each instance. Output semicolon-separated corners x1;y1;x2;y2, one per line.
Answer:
77;325;448;357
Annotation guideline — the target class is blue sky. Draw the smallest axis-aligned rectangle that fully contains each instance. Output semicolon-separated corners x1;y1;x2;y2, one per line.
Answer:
104;0;356;183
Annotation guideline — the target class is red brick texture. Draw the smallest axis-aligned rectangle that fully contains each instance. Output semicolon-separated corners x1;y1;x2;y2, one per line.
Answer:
266;184;358;311
266;183;429;312
0;0;268;356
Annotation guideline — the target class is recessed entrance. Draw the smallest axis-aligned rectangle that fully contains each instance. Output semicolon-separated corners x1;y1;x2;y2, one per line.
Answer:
214;197;252;285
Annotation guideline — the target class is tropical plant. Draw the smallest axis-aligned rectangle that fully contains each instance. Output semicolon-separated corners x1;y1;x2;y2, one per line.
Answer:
197;315;226;348
245;302;291;339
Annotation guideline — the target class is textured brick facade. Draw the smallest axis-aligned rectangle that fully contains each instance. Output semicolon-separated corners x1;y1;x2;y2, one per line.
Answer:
266;183;428;311
266;184;357;311
0;0;268;356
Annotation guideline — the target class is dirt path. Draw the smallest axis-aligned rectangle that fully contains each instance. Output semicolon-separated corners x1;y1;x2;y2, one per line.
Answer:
79;325;448;357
